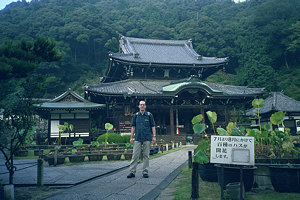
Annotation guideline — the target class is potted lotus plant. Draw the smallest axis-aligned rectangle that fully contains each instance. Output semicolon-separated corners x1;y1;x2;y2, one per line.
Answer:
87;141;104;161
68;138;86;163
192;111;218;182
265;111;300;193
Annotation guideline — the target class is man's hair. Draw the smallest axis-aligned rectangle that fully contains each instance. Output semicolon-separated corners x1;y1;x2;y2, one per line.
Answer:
139;100;146;105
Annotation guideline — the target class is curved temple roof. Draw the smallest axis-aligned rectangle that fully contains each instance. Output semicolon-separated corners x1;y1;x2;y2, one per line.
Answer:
110;36;228;66
86;77;264;98
34;89;105;110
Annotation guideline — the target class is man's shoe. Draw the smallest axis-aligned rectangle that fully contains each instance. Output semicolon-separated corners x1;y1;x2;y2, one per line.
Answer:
127;173;135;178
143;174;149;178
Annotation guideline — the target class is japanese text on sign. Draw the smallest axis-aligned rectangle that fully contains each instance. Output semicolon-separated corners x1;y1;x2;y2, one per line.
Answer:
210;135;255;166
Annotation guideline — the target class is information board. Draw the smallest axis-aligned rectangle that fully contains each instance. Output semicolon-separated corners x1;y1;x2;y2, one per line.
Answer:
210;135;255;166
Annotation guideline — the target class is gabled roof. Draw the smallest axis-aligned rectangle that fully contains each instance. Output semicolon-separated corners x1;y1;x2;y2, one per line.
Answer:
86;77;264;98
110;36;228;66
34;89;105;110
246;92;300;116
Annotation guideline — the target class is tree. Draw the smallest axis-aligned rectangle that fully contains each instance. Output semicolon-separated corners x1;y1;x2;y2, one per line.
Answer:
0;37;62;184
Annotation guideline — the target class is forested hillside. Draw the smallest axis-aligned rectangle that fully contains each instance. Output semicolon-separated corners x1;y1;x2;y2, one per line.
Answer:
0;0;299;100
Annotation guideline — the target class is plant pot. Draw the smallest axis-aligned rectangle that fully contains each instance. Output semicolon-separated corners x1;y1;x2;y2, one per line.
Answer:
87;154;104;161
107;153;122;160
198;163;218;182
150;148;159;155
124;153;133;160
268;164;300;193
44;155;66;166
34;149;43;156
215;164;257;192
14;150;28;157
68;155;85;162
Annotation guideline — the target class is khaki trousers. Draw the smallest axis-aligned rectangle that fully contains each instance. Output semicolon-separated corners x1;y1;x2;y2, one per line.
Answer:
129;141;151;175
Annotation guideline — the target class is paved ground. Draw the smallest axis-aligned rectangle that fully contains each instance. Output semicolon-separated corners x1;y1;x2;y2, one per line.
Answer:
0;145;196;200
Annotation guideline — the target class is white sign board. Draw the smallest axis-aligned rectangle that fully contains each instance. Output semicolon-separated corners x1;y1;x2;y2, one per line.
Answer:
210;135;255;166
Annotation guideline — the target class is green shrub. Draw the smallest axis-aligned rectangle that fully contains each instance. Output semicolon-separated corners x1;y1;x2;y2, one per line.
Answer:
122;135;131;143
97;133;124;144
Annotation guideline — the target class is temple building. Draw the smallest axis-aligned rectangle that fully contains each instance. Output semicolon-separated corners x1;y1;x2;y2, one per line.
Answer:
34;89;105;142
246;92;300;135
85;36;264;140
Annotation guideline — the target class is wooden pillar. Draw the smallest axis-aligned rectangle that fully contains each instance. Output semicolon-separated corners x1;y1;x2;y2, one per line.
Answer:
201;107;205;123
48;119;51;145
225;106;229;125
170;108;175;139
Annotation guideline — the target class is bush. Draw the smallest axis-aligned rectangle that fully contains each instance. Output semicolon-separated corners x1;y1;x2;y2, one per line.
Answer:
122;135;131;143
97;133;124;144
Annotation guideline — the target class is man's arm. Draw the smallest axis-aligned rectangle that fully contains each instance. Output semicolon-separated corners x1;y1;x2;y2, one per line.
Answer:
152;126;156;145
130;126;135;144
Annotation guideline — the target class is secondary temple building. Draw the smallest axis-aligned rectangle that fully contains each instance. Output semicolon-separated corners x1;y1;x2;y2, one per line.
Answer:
35;89;105;142
84;36;265;141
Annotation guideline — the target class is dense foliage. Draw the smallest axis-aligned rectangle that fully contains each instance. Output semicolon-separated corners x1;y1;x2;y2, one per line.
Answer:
0;37;61;184
0;0;299;99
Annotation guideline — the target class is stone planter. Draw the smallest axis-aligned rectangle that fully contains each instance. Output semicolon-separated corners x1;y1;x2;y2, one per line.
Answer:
268;164;300;193
34;149;44;156
87;154;104;161
14;149;28;157
150;148;159;155
44;155;66;166
254;164;273;190
198;163;218;182
107;153;122;160
215;164;257;192
68;155;85;163
4;184;14;200
124;153;133;160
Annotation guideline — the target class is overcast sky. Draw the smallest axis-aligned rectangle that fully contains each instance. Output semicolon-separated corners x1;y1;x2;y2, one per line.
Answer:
0;0;31;10
0;0;246;11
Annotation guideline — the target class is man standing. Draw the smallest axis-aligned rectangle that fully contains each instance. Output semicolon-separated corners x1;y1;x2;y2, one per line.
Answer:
127;100;156;178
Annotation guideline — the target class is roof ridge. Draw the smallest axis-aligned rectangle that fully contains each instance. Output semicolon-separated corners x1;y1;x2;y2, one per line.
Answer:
49;89;87;103
273;91;300;105
123;36;187;45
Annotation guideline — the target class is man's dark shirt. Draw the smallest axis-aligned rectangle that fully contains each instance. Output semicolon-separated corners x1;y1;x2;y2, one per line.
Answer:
131;111;156;142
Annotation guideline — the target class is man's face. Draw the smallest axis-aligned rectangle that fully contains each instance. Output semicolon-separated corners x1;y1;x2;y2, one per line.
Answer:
139;101;146;112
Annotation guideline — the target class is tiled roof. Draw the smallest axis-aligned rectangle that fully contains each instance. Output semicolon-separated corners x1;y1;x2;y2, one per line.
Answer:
86;78;264;97
110;36;228;66
246;92;300;116
87;79;172;96
35;102;104;110
34;89;105;110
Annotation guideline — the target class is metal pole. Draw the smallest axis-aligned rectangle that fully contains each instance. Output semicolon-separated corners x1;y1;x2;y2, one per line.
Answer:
221;165;224;200
240;166;244;200
191;162;199;199
188;151;193;168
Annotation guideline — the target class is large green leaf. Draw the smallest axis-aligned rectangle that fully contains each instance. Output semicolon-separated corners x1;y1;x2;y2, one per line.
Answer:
105;123;113;130
206;111;217;124
270;111;285;125
194;150;209;164
58;124;66;132
252;98;265;108
246;129;256;137
191;114;203;125
217;127;229;136
264;123;271;131
226;122;236;134
69;124;74;132
196;139;209;152
193;124;206;134
91;141;99;147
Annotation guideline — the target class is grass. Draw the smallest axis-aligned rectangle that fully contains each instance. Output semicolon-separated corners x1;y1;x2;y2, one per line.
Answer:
164;166;300;200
